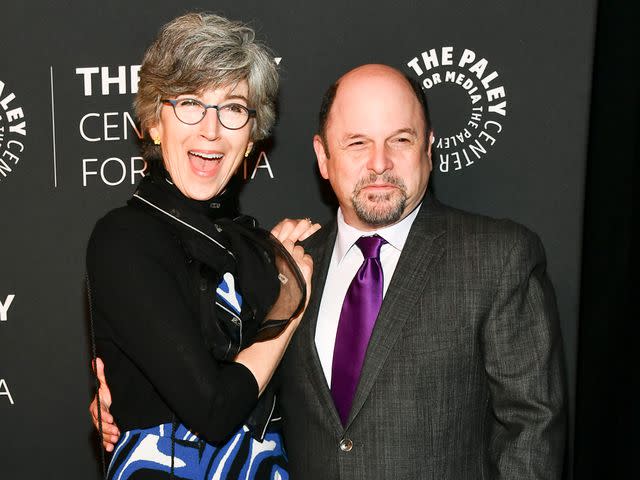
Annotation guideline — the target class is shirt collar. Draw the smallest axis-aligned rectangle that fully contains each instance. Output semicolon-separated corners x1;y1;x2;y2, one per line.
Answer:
334;203;422;264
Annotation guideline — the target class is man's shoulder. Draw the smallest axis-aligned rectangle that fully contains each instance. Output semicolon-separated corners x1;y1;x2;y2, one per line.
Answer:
426;197;541;246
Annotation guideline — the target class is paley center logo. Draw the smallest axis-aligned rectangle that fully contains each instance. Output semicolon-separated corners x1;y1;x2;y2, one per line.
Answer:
407;47;508;173
0;79;27;184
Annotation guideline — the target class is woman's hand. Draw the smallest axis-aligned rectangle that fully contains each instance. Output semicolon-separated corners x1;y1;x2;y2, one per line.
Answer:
234;219;319;395
271;218;320;314
271;218;321;245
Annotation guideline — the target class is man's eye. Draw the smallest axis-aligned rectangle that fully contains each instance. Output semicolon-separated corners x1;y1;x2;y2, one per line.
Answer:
389;137;414;147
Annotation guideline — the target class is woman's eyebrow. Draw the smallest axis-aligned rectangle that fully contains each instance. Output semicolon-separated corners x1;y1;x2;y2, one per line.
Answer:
225;93;249;102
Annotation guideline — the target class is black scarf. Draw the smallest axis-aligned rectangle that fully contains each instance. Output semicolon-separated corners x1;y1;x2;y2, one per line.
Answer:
128;163;305;361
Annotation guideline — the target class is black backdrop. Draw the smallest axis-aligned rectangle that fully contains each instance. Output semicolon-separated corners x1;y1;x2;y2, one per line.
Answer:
574;1;638;478
0;1;601;477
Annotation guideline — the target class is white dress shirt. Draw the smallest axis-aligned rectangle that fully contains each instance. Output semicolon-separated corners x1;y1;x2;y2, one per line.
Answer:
314;204;422;386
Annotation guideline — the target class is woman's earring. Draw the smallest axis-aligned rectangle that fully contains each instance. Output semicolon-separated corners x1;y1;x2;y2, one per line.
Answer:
244;146;253;158
153;137;161;145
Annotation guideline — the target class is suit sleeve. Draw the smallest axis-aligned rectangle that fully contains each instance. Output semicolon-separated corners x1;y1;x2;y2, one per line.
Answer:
482;227;567;479
87;213;259;443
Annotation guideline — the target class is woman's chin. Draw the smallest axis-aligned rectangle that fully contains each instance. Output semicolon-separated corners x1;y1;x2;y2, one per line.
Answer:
176;181;222;201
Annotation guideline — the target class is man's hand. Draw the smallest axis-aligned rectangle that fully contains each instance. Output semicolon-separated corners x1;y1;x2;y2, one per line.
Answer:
90;357;120;452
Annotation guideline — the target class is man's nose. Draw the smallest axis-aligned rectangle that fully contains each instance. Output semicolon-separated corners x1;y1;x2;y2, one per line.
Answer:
366;145;393;174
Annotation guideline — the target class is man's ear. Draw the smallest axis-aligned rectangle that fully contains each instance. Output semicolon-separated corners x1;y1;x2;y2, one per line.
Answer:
426;131;434;172
313;134;330;180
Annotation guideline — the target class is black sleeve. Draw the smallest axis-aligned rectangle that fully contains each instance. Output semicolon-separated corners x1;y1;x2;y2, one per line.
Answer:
87;210;259;443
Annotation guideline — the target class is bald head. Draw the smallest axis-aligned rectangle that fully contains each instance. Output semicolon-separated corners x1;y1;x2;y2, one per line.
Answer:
318;64;432;154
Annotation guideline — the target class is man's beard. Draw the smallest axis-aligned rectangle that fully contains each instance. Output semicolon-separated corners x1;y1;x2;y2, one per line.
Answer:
351;172;408;228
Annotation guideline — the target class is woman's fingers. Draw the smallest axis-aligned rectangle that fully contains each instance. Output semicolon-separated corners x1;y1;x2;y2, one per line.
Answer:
89;400;118;434
288;218;319;243
89;397;114;425
90;356;120;450
280;238;296;255
270;218;295;242
94;357;112;407
298;220;322;241
89;397;120;451
271;218;321;243
280;241;313;281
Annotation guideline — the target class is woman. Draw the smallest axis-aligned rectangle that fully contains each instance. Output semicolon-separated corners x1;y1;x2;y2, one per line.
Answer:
87;12;316;479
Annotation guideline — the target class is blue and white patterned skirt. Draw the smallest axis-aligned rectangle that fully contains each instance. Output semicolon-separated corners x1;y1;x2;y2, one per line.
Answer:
106;422;288;479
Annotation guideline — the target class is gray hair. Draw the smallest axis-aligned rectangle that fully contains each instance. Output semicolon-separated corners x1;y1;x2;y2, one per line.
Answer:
135;12;279;160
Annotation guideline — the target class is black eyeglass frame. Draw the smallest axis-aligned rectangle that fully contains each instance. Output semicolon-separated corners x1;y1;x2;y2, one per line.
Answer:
160;98;256;130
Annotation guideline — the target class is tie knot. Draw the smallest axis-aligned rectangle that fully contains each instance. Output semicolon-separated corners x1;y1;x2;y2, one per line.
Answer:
355;235;386;259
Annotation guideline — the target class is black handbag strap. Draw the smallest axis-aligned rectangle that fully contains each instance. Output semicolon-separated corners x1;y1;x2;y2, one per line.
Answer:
86;275;107;478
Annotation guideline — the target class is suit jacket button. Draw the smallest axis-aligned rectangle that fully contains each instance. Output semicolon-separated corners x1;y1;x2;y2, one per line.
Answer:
339;438;353;452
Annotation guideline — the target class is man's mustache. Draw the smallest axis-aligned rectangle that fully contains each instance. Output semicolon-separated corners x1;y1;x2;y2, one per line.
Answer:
353;172;407;196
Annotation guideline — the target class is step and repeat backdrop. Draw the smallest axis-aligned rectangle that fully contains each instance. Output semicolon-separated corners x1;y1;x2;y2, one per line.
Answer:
1;0;595;476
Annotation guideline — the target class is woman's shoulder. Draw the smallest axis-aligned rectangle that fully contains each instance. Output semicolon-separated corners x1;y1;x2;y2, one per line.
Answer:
89;204;175;253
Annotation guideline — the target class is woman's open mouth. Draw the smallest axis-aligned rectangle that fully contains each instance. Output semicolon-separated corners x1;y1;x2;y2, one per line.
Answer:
188;150;223;176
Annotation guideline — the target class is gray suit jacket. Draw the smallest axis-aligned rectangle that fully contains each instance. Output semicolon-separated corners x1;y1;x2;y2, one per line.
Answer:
278;195;566;479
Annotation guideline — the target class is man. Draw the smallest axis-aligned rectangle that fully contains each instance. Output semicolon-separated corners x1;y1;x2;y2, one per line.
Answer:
276;64;566;478
92;64;566;478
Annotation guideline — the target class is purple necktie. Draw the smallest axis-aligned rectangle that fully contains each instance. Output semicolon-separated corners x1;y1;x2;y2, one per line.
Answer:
331;235;386;425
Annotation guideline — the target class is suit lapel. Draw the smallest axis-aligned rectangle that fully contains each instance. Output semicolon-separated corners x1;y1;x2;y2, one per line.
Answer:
298;220;345;432
346;197;447;427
